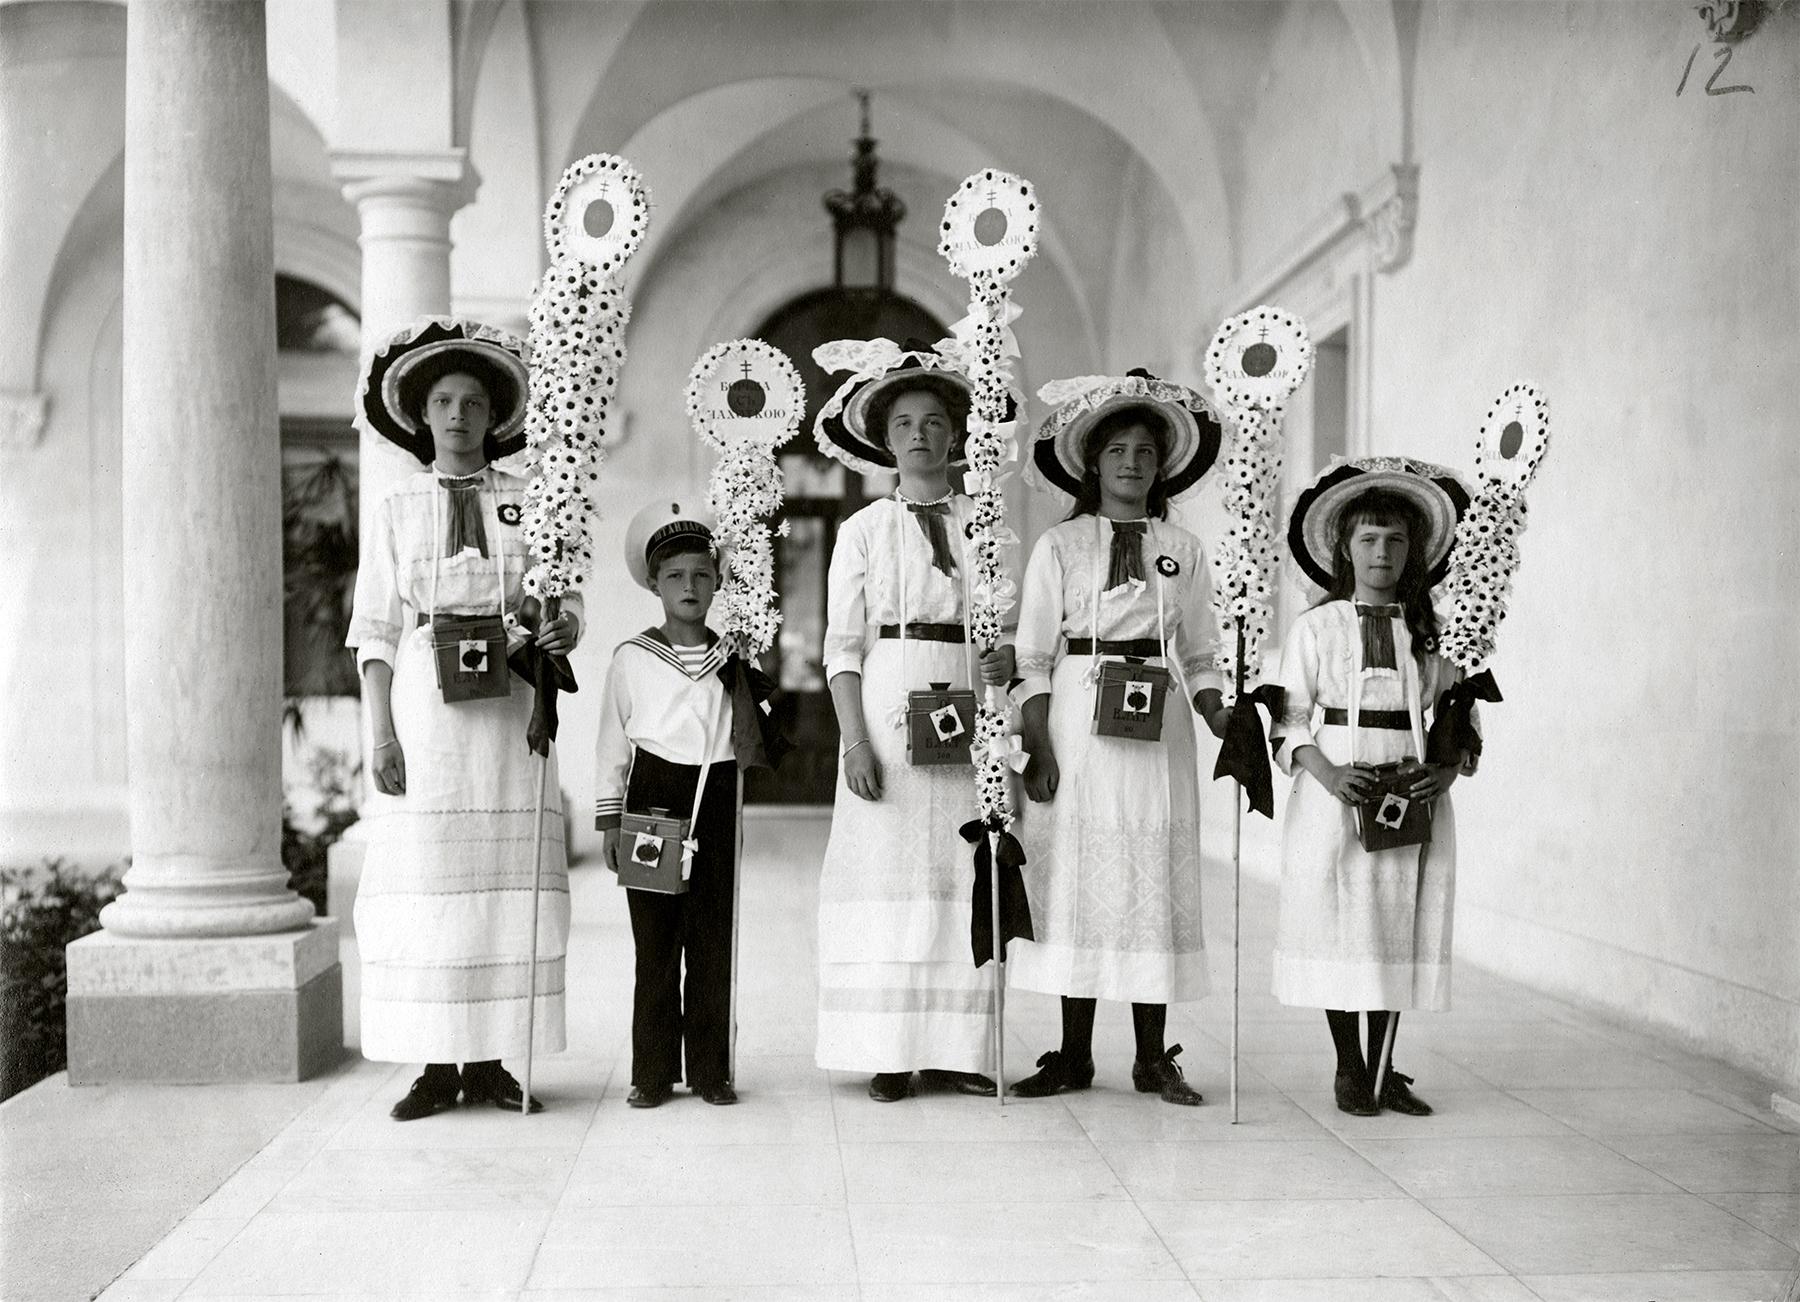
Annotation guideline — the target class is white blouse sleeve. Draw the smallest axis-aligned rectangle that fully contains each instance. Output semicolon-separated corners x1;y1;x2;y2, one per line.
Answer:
347;492;404;672
1171;545;1225;697
593;650;633;830
1012;533;1065;704
1271;614;1322;775
823;517;870;680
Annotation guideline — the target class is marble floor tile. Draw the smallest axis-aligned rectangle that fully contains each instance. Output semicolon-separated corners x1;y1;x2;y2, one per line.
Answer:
1519;1270;1800;1301
521;1289;850;1302
1348;1133;1681;1198
579;1088;836;1146
1437;1047;1699;1090
840;1139;1127;1204
1138;1197;1501;1279
1424;1192;1800;1274
1287;1087;1574;1139
861;1284;1202;1301
94;1281;189;1302
560;1142;845;1206
1598;1132;1800;1193
1096;1138;1400;1201
266;1145;577;1212
525;1205;856;1289
1514;1087;1787;1136
1062;1086;1328;1143
1705;1191;1800;1249
831;1091;1091;1144
849;1200;1182;1284
183;1209;550;1295
1191;1277;1541;1302
117;1207;255;1281
1242;1047;1489;1092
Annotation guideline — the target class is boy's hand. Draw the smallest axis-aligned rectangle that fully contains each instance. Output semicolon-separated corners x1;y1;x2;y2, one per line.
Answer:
602;829;621;874
979;646;1015;686
843;742;883;802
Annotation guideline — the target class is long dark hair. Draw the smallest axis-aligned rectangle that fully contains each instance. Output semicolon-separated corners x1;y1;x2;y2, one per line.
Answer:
1318;487;1440;656
1064;403;1173;521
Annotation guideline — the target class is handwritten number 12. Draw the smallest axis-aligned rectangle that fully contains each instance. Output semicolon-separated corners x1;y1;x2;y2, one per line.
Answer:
1677;44;1753;96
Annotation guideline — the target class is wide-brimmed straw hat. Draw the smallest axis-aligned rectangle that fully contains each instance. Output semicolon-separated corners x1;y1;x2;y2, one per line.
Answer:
624;498;720;591
813;336;1015;475
355;317;531;464
1029;368;1226;502
1288;455;1472;590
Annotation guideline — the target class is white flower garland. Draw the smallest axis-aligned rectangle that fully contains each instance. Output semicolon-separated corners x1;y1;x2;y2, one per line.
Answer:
939;170;1039;827
521;154;651;603
684;339;804;659
1202;307;1314;699
1438;383;1551;671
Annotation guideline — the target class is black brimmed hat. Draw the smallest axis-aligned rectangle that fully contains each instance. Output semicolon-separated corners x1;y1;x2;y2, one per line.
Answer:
1288;456;1472;590
355;317;531;464
1029;368;1226;501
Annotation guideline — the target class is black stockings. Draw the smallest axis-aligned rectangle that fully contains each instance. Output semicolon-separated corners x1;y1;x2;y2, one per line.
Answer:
1058;997;1168;1064
1326;1010;1398;1081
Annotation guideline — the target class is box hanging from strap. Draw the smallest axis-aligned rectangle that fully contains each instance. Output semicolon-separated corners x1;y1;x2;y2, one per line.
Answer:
617;806;692;894
1353;760;1434;852
429;613;511;703
1092;659;1170;741
906;683;977;766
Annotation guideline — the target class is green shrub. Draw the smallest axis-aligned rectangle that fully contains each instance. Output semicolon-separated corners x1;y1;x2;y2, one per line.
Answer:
0;860;122;1101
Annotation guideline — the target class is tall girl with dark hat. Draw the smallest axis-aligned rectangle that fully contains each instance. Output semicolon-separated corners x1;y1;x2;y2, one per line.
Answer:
1009;371;1232;1105
1272;456;1477;1116
810;339;1015;1102
346;318;581;1120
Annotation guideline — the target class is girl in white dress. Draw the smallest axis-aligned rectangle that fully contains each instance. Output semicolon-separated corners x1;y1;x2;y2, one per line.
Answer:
1009;372;1233;1105
1271;457;1478;1117
347;319;581;1121
810;342;1014;1103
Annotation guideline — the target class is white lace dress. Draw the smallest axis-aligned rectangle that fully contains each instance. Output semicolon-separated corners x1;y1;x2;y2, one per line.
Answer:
346;468;580;1063
1269;600;1463;1011
1007;515;1223;1003
814;495;997;1073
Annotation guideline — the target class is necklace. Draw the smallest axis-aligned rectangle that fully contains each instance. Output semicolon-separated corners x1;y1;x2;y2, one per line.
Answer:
433;466;487;486
893;487;953;508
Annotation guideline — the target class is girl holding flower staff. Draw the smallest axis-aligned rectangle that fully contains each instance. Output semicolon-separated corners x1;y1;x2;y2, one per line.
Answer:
1009;372;1232;1106
809;339;1015;1103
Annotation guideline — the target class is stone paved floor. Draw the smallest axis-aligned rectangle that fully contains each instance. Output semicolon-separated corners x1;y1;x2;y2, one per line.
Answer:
8;812;1799;1301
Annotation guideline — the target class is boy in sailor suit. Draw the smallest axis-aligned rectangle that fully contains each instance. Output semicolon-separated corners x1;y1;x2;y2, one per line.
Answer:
595;501;781;1108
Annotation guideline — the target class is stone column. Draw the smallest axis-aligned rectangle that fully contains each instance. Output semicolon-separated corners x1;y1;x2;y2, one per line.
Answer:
66;0;340;1083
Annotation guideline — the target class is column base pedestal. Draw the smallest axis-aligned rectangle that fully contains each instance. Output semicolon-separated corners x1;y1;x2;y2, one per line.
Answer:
65;920;344;1083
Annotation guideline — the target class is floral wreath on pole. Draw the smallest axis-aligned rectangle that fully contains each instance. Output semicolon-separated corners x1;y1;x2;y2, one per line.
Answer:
1202;306;1314;700
938;169;1039;829
521;153;650;606
684;339;803;659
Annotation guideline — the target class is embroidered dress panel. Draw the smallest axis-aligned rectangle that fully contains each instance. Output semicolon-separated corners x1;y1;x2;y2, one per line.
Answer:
1269;600;1468;1011
345;469;580;1063
1007;516;1223;1004
815;494;996;1073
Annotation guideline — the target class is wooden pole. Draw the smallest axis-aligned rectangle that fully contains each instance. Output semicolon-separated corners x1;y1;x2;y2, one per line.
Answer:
520;750;548;1119
730;768;745;1084
988;826;1006;1107
1372;1010;1400;1102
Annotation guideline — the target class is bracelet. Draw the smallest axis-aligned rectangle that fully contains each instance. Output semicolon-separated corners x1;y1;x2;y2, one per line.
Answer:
843;737;872;756
373;738;400;752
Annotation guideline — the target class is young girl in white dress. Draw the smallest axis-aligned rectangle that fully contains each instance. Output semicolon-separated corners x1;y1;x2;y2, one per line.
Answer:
810;343;1014;1102
1008;372;1233;1105
1271;457;1479;1116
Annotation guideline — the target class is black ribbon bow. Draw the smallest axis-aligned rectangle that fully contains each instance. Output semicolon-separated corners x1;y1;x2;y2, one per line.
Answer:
907;501;958;578
959;819;1035;967
1427;669;1501;767
1107;520;1147;590
443;480;490;558
717;655;795;773
1356;603;1402;670
506;599;578;757
1211;684;1287;819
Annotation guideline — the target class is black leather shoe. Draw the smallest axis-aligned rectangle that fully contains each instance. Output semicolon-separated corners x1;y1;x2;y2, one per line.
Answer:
1010;1050;1096;1098
697;1081;738;1106
627;1083;672;1108
460;1062;543;1114
867;1072;913;1102
389;1066;460;1121
1378;1069;1433;1116
918;1069;997;1097
1335;1069;1379;1116
1132;1044;1203;1106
